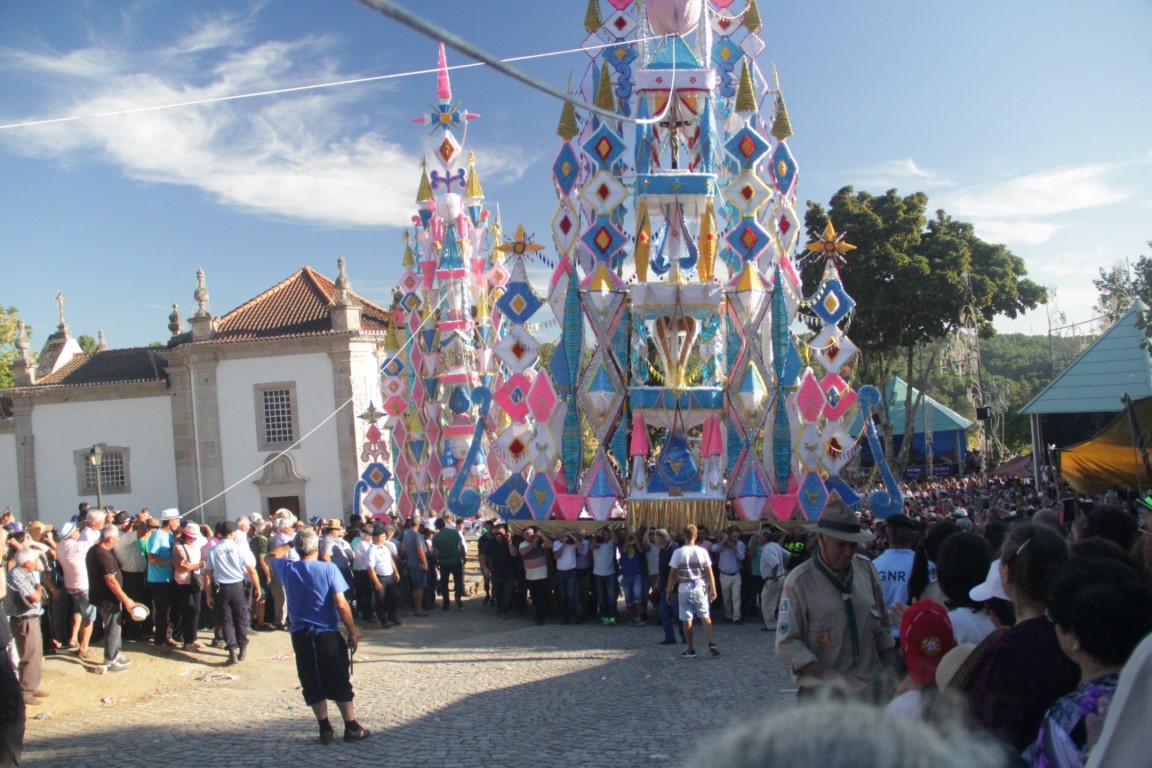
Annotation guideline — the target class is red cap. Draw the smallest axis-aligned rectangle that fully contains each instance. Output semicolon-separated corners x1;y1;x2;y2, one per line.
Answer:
900;600;957;686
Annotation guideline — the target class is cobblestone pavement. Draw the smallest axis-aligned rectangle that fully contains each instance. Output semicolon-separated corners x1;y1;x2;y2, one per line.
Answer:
25;601;797;768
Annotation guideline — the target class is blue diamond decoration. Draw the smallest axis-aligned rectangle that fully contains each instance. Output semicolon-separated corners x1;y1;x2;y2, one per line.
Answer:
360;462;392;488
495;281;544;325
582;124;626;168
797;472;828;521
725;127;770;169
400;291;421;313
769;141;798;196
524;472;556;519
812;278;856;326
580;216;627;261
552;143;581;197
381;356;405;377
489;473;530;519
725;216;770;262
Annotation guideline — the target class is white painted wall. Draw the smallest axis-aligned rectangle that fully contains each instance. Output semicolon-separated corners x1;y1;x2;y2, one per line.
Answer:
216;353;343;519
31;396;177;528
0;433;21;521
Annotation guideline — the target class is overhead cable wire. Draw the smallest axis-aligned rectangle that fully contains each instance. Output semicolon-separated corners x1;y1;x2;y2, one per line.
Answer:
355;0;678;126
0;33;661;132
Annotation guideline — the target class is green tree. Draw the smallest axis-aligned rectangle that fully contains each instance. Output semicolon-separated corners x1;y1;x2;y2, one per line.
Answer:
1093;242;1152;325
804;187;1046;471
77;334;98;353
0;307;25;389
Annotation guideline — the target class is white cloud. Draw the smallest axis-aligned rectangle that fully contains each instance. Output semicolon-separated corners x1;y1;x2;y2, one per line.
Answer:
0;15;467;229
967;219;1059;246
849;157;952;190
948;164;1129;219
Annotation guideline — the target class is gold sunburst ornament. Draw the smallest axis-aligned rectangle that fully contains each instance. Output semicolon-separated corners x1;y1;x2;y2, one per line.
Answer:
805;220;857;266
496;224;546;258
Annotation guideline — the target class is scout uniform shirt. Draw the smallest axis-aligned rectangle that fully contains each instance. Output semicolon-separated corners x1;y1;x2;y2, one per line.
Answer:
775;553;895;686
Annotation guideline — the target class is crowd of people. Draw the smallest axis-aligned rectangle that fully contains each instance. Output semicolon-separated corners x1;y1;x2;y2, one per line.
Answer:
0;473;1150;766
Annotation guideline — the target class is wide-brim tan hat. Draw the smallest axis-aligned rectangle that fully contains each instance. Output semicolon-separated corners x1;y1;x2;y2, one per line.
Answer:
812;498;875;543
935;643;976;689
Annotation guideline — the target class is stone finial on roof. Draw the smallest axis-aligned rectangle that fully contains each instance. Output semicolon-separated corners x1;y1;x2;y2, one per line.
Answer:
55;291;69;335
96;330;107;352
330;257;363;332
14;320;28;355
189;269;217;341
168;303;184;337
11;320;34;386
193;268;211;318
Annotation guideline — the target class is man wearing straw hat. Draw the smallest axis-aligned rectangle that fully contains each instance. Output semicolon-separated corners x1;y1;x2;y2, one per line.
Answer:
775;496;896;698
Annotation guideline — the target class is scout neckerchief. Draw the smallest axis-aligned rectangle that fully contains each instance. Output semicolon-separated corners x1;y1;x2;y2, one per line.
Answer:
812;551;859;659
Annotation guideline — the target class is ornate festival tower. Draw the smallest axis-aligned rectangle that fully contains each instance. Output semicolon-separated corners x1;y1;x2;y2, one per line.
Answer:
370;45;503;521
538;0;901;529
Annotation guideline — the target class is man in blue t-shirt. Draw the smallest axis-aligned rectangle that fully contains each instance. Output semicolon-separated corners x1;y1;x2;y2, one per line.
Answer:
270;529;369;745
146;508;182;648
871;514;918;638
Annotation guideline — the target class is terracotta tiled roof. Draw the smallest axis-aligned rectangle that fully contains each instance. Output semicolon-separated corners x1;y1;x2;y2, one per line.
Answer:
208;267;391;343
27;348;167;389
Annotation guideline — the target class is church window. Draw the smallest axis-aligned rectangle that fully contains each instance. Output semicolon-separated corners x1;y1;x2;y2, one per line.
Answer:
72;445;131;495
255;382;298;450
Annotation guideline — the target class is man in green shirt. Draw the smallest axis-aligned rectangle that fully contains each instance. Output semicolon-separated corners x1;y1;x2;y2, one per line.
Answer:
431;518;466;611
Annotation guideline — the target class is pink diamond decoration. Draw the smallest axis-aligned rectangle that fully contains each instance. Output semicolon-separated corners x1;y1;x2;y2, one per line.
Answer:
821;375;858;421
795;368;826;423
492;373;531;422
527;371;558;421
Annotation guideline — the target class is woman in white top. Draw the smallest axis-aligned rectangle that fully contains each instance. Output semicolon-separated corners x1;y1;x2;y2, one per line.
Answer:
935;532;996;644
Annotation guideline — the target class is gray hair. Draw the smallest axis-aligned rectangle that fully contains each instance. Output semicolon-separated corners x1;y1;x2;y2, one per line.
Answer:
653;528;670;543
87;509;107;523
99;524;119;543
15;549;39;567
235;516;251;529
297;529;320;556
684;701;1008;768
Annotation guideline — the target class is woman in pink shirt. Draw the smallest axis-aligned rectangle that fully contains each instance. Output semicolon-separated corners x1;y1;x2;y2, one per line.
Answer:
173;523;206;651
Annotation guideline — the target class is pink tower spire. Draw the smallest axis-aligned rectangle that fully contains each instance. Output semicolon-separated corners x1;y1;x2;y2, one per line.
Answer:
436;42;452;103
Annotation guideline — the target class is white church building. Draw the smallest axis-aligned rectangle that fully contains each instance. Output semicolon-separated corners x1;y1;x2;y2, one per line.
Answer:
0;259;391;528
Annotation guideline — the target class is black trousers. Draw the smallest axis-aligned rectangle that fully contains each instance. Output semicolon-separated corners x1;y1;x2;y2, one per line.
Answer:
354;570;376;620
527;578;549;622
373;580;399;625
439;561;464;605
0;644;23;768
174;583;201;645
149;580;176;645
214;582;250;651
291;630;353;706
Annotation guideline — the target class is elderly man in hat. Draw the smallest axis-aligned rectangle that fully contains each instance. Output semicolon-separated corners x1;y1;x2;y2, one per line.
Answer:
146;508;183;648
775;497;896;697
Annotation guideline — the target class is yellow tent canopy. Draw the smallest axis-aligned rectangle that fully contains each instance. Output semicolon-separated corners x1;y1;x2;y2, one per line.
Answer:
1058;397;1152;494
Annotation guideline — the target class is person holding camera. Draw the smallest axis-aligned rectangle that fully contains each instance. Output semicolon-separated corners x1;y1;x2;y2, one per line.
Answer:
552;528;584;624
518;527;551;625
592;528;619;625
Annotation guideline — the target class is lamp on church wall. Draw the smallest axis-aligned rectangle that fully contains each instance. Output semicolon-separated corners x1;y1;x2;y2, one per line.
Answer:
88;445;103;509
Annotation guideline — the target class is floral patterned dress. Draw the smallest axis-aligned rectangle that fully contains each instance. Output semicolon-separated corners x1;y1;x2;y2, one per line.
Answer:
1022;674;1118;768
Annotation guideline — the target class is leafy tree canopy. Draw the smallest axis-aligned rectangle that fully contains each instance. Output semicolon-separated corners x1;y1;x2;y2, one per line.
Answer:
1093;242;1152;325
0;307;25;390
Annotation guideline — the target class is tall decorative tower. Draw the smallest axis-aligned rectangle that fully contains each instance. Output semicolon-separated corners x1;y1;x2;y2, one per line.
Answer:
376;45;501;521
537;0;902;528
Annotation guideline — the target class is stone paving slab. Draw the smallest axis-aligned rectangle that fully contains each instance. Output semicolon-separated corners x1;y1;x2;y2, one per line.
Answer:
24;609;797;768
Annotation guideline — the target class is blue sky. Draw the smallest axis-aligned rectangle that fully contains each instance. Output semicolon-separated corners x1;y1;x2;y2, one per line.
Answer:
2;0;1149;351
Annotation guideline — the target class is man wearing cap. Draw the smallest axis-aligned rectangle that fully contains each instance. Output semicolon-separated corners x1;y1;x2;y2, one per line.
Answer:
205;521;261;665
365;523;401;627
871;514;918;638
85;525;137;672
146;509;183;648
776;497;896;697
56;521;97;657
319;520;355;608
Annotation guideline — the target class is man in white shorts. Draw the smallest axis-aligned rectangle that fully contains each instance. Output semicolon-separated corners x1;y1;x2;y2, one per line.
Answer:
665;524;720;658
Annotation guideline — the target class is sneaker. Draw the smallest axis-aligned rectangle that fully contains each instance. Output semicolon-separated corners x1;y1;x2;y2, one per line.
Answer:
607;617;616;626
107;659;131;673
344;727;371;742
709;643;721;657
113;655;133;666
681;649;697;658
